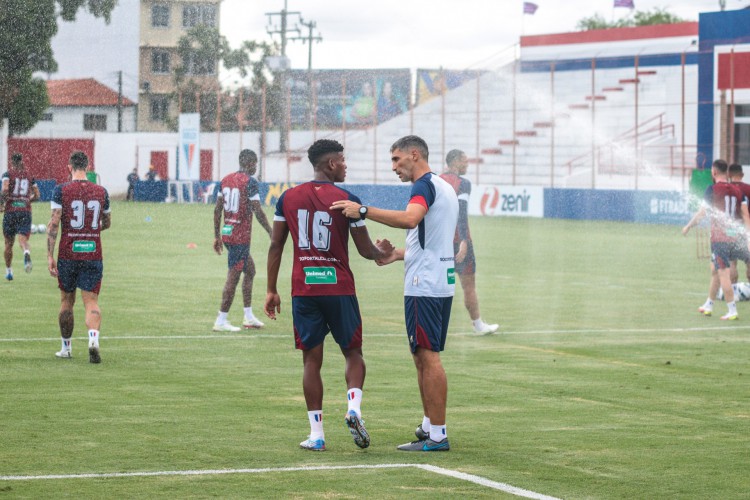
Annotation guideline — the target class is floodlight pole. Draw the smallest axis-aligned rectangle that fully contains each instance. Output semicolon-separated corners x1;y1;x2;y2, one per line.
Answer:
288;19;322;129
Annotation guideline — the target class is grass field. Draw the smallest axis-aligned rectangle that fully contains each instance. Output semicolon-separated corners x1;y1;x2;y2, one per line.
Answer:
1;200;749;499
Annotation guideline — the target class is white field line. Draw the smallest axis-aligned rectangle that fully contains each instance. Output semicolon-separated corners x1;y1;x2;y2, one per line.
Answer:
0;463;560;500
1;324;748;343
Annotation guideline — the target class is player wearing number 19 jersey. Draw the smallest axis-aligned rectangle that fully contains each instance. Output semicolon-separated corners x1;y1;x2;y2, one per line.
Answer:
264;139;393;451
2;153;40;280
47;151;111;363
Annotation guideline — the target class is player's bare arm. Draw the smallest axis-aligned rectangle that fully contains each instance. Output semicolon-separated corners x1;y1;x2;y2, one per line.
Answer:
456;240;468;263
264;220;289;320
330;200;427;229
30;184;40;203
0;179;7;211
251;200;273;236
213;196;224;255
101;212;111;231
682;206;706;236
350;226;394;261
47;208;62;277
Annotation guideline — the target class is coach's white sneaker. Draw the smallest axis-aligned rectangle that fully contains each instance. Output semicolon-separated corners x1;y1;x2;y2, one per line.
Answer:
55;349;72;359
213;322;241;332
242;317;264;329
474;321;499;334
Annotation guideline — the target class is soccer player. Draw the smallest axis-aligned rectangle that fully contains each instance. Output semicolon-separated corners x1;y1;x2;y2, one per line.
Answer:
440;149;499;334
728;163;750;285
213;149;272;332
264;139;393;451
682;159;750;320
47;151;111;363
1;153;40;280
332;135;459;452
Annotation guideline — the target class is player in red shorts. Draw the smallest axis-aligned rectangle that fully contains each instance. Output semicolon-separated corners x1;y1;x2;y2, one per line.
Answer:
440;149;498;334
212;149;273;332
264;139;393;451
47;151;111;363
1;153;40;280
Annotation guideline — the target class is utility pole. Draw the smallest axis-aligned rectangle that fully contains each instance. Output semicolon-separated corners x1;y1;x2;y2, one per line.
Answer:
266;0;301;152
288;19;322;129
117;70;123;132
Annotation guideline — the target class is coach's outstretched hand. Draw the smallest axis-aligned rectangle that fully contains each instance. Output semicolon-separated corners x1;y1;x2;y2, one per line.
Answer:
376;247;404;266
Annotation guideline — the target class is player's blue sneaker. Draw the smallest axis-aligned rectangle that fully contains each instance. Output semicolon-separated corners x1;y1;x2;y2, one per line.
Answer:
299;437;326;451
5;269;13;281
24;253;32;273
345;410;370;449
397;438;450;452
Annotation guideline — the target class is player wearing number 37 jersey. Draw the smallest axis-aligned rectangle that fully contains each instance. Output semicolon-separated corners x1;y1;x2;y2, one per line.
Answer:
47;151;111;363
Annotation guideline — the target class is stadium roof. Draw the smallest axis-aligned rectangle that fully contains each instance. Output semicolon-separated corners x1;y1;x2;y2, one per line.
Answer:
46;78;135;107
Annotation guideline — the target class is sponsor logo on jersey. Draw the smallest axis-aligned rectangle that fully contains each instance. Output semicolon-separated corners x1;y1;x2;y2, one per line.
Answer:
221;224;233;235
72;240;96;253
447;268;456;285
304;266;337;284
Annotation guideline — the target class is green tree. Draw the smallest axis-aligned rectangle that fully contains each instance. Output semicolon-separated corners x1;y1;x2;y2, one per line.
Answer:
172;25;278;133
576;7;686;31
0;0;116;135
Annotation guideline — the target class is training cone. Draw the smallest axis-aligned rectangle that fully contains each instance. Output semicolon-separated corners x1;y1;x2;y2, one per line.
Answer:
186;242;197;249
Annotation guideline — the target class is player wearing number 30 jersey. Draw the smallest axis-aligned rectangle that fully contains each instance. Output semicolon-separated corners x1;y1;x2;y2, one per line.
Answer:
47;151;111;363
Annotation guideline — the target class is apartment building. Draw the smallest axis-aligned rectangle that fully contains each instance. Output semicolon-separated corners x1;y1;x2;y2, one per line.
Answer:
47;0;221;132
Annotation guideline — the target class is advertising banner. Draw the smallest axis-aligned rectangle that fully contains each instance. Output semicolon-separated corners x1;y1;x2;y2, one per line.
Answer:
634;191;692;225
178;113;200;180
468;185;544;218
287;69;411;128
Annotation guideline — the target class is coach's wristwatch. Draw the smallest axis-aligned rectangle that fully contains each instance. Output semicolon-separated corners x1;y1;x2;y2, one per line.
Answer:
359;205;368;220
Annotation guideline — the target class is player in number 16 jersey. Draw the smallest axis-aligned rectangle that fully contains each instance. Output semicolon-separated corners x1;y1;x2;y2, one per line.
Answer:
264;139;393;451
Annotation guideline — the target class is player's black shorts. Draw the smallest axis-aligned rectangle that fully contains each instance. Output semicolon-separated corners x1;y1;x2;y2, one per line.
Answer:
3;211;32;238
57;259;103;294
291;295;362;351
404;295;453;353
224;243;250;272
454;240;476;275
712;241;750;270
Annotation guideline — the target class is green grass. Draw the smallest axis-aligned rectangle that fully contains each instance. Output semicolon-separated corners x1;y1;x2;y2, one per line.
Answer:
1;201;748;499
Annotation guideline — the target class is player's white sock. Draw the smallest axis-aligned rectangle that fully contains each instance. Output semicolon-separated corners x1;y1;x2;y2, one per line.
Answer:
216;311;228;325
430;424;447;442
5;267;11;275
307;410;324;440
702;298;713;309
61;338;71;352
347;388;363;417
472;318;483;329
88;329;99;347
421;415;431;433
243;307;255;320
728;301;738;316
23;249;30;255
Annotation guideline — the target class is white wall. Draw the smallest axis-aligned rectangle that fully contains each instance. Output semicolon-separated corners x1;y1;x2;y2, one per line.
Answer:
23;106;137;138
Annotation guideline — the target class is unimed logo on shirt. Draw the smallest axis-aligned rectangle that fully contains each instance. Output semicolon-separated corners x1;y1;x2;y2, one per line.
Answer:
304;267;337;284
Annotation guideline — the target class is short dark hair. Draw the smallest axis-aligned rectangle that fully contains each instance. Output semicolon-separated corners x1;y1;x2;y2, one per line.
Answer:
729;163;743;176
11;153;22;164
307;139;343;166
391;135;429;161
446;149;464;166
712;159;729;173
239;149;257;165
70;151;89;171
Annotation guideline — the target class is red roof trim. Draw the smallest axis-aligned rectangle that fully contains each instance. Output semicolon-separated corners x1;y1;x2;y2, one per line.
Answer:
521;22;698;47
46;78;135;107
